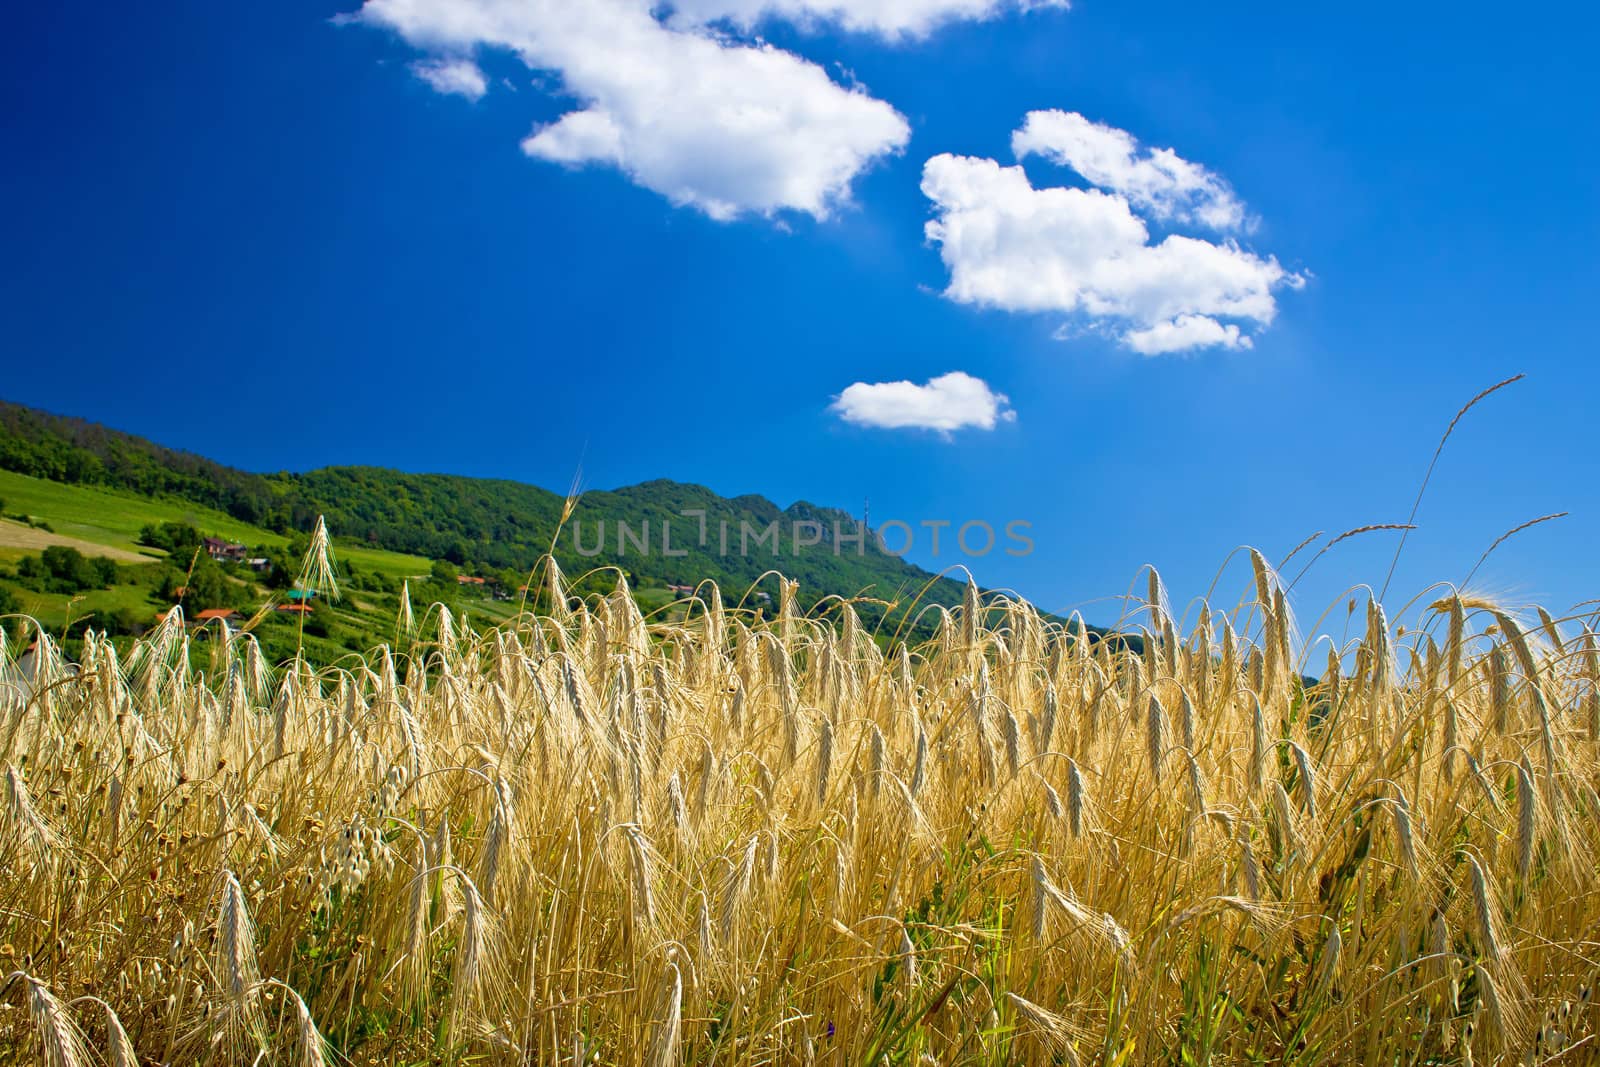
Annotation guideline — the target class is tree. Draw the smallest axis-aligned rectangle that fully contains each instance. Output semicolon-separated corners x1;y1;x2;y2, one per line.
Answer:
104;607;143;636
430;559;459;586
263;548;300;590
302;600;333;638
182;556;238;612
157;567;185;601
137;521;202;556
0;584;18;645
21;546;117;592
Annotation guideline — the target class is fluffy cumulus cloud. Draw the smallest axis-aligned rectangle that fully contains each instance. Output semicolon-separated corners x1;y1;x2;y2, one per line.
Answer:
357;0;910;220
409;57;488;99
1012;110;1246;231
831;371;1016;434
358;0;1068;219
666;0;1070;39
922;115;1302;354
1123;314;1248;355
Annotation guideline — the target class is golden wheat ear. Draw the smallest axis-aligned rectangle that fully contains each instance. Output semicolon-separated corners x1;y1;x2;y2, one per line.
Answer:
6;972;92;1067
298;514;340;602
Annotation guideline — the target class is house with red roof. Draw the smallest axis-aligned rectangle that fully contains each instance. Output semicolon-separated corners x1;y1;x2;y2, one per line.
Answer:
193;608;240;625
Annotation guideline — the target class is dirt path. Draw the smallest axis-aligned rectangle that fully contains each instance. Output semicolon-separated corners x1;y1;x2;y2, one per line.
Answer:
0;519;162;563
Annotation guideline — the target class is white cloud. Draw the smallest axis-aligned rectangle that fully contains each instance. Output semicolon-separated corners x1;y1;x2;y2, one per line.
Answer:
1123;314;1250;355
1012;110;1246;231
921;121;1302;354
831;371;1016;433
666;0;1069;39
410;57;488;100
356;0;912;220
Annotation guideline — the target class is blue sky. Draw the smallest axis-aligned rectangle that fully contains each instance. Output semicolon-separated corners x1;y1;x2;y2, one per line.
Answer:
3;0;1597;630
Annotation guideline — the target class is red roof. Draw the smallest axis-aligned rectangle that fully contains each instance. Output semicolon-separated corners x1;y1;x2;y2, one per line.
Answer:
276;603;313;615
194;609;238;622
456;575;487;585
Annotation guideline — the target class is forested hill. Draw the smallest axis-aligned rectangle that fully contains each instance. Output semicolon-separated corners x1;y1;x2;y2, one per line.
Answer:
0;400;1108;635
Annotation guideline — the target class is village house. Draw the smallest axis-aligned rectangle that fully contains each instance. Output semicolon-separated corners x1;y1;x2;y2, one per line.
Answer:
155;606;242;629
193;608;240;625
203;537;247;562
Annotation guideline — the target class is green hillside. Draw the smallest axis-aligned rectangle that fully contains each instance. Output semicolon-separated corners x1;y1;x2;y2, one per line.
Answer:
0;469;446;664
0;399;1120;659
0;469;428;578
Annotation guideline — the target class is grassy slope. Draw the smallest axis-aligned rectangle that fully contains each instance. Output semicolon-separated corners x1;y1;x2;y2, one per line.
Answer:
0;470;442;661
0;517;158;564
0;469;431;578
6;575;159;633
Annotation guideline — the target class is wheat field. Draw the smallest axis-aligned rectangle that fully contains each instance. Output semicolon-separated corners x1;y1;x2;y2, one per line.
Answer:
2;550;1599;1066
